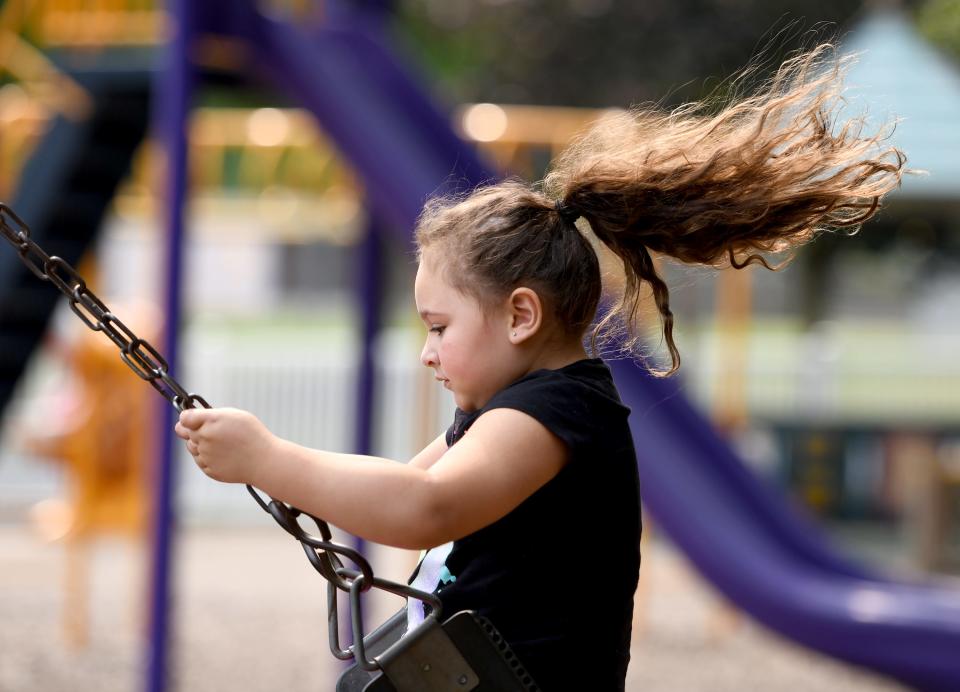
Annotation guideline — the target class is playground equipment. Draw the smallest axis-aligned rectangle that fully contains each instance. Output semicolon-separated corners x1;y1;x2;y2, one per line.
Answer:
2;2;960;691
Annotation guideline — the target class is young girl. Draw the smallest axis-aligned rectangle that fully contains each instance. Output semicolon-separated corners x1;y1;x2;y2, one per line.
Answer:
175;45;905;690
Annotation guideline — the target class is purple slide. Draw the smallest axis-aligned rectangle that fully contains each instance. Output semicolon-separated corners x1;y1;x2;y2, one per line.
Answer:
224;5;960;688
610;360;960;691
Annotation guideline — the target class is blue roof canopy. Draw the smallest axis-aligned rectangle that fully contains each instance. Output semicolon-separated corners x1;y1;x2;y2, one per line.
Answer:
841;11;960;199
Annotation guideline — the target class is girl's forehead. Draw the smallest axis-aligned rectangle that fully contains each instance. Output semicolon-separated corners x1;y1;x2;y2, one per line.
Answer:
415;254;439;286
417;245;442;269
414;255;451;301
416;249;455;285
415;257;486;317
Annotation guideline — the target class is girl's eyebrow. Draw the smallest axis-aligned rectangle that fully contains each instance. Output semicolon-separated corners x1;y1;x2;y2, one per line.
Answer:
418;310;447;319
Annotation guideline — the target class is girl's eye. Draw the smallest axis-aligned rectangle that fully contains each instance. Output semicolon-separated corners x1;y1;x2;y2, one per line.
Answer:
429;326;446;335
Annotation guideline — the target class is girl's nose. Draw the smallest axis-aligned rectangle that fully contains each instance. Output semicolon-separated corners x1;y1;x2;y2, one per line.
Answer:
421;341;437;368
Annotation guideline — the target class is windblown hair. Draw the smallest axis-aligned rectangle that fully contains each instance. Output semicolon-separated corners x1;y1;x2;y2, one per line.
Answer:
416;44;906;375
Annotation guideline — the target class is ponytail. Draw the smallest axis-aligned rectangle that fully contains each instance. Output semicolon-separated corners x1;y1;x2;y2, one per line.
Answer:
546;43;906;375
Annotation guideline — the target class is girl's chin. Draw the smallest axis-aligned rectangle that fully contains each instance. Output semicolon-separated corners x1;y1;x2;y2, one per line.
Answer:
454;394;489;413
453;394;476;412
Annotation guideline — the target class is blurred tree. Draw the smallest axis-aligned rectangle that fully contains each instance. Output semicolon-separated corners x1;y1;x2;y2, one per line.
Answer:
395;0;926;108
916;0;960;60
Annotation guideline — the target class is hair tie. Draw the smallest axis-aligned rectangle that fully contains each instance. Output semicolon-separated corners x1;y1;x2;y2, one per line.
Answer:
554;200;581;226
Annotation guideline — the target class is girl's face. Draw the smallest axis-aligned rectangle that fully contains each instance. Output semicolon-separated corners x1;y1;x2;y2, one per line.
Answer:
415;252;522;412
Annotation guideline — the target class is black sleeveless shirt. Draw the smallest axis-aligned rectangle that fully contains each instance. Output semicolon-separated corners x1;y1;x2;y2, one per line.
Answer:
412;358;642;691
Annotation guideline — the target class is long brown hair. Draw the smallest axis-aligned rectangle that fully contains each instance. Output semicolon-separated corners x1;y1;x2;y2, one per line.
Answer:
416;43;906;375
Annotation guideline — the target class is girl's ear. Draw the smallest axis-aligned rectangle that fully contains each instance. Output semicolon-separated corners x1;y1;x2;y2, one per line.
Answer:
507;287;542;343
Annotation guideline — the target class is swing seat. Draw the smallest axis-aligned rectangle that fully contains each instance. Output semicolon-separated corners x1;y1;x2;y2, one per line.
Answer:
336;609;539;692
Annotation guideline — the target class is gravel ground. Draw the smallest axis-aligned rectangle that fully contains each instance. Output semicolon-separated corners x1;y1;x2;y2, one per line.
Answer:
0;524;909;692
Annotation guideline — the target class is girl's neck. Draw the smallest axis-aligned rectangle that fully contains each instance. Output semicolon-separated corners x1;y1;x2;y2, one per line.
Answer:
525;333;589;373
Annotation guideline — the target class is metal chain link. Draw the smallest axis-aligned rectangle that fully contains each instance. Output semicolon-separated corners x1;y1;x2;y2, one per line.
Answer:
0;202;438;669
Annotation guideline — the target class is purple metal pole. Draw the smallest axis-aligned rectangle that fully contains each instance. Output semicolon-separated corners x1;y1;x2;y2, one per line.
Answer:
350;210;384;641
147;1;193;691
353;213;382;459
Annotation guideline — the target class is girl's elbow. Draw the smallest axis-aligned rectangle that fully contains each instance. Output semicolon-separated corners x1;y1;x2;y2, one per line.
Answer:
397;486;462;550
388;521;450;551
391;532;445;551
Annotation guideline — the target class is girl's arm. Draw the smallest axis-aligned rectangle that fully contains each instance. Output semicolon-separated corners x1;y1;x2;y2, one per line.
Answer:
176;407;565;549
408;432;448;470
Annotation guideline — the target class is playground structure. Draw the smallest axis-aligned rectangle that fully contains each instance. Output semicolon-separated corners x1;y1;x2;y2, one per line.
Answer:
2;1;960;691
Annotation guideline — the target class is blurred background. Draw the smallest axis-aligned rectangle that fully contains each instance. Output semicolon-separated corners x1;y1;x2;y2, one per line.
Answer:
1;0;959;690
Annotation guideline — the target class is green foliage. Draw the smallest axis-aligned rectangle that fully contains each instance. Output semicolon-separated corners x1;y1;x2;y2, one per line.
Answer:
916;0;960;60
393;0;925;108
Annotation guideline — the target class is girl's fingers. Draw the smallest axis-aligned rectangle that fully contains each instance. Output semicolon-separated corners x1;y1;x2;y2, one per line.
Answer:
174;421;190;440
186;440;200;457
178;408;207;430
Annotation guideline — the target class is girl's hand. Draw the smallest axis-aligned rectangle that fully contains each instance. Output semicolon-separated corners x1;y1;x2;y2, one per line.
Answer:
175;407;276;485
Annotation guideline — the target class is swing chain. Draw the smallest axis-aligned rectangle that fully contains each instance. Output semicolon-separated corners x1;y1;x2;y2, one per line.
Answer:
0;204;206;411
0;202;437;670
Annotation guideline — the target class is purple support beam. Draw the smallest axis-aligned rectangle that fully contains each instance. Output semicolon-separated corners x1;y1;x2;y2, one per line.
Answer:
353;213;382;458
350;210;384;640
146;1;193;691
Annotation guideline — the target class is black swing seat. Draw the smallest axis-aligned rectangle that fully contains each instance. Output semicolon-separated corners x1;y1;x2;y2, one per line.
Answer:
337;609;540;692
